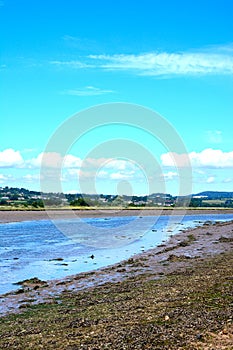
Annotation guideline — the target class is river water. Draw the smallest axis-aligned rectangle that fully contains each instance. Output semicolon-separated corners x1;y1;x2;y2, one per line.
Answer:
0;213;232;295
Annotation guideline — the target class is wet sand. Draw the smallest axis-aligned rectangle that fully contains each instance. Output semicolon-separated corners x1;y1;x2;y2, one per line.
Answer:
1;208;233;224
0;217;232;317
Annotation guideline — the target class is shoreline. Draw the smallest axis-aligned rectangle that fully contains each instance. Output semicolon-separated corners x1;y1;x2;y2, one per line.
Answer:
1;208;233;224
1;217;233;317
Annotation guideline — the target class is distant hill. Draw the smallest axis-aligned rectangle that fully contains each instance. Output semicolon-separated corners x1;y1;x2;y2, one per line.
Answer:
1;186;233;208
194;191;233;199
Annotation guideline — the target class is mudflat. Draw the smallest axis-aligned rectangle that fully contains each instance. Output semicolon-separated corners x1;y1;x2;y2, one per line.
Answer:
1;208;233;224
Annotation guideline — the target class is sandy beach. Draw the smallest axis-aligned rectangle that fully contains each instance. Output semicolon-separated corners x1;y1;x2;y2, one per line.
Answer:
1;208;233;224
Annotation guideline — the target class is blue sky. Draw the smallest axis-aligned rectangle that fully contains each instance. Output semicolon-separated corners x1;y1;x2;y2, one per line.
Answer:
1;0;233;195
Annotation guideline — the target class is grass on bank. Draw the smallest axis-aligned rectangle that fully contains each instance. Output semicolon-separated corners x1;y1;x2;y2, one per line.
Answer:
0;251;232;349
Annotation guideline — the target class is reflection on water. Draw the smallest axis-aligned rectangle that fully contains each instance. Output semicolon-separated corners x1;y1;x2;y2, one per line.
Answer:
0;213;232;294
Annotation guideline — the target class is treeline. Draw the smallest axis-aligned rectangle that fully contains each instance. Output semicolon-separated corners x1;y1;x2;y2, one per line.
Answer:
0;187;233;208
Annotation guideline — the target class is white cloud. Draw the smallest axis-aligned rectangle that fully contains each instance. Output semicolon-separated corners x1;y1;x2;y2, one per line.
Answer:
77;169;96;179
194;169;206;175
27;153;82;169
97;170;108;178
82;157;111;169
110;172;134;180
97;160;139;181
65;168;105;181
0;149;130;172
63;154;82;168
161;149;233;168
0;174;14;183
64;189;79;194
65;168;94;181
23;174;40;182
64;159;138;182
63;86;115;96
163;171;178;180
65;168;78;178
88;49;233;76
222;177;232;183
29;152;63;168
206;176;215;184
161;152;191;167
105;159;129;170
0;149;23;168
65;167;136;182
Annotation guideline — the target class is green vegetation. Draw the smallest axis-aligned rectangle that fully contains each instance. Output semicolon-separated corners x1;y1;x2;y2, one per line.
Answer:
1;186;233;209
70;198;89;207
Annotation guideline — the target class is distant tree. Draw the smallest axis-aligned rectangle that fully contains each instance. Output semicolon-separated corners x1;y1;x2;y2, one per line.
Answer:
70;197;89;206
175;197;191;207
224;200;233;208
29;199;44;208
10;194;19;201
189;198;202;207
43;198;62;206
65;193;76;202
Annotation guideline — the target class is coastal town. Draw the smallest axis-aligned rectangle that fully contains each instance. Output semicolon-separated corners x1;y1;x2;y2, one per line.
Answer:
1;186;233;208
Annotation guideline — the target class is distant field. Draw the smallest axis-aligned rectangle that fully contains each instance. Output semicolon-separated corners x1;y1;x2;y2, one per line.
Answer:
202;199;226;205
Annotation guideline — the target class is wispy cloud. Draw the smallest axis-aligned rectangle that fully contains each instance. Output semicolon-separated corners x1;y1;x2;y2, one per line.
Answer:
63;86;115;96
89;50;233;76
52;44;233;77
222;177;232;183
50;60;92;69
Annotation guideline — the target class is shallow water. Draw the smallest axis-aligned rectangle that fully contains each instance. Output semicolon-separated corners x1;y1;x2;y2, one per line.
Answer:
0;213;232;295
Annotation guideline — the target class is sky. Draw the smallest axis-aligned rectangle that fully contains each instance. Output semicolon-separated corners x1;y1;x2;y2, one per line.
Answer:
1;0;233;195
